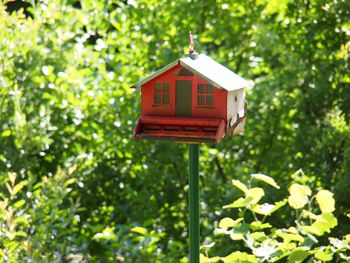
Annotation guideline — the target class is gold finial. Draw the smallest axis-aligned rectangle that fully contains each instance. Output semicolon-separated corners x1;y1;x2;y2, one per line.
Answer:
189;31;195;54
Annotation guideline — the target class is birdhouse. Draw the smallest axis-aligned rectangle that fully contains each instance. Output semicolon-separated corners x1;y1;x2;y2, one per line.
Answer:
132;41;249;144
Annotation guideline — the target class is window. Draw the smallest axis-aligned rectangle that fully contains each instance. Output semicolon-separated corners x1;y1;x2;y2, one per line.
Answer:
154;82;170;105
197;84;213;106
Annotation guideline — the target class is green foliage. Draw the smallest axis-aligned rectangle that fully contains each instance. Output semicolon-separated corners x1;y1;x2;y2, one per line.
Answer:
0;0;350;261
202;174;350;262
0;169;81;262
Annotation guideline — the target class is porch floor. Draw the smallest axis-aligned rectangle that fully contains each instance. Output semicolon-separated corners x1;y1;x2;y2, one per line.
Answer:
132;116;226;144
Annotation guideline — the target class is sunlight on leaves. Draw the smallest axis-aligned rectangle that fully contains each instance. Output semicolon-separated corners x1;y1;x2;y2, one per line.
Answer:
252;242;278;260
232;179;249;193
131;226;148;235
223;196;254;209
247;188;265;204
287;247;311;262
251;199;287;216
219;217;243;230
250;232;267;242
250;221;272;231
276;229;304;243
200;253;220;263
301;210;318;220
316;190;335;213
301;213;337;236
315;247;333;262
288;184;311;209
230;232;244;240
221;251;257;263
345;235;350;244
251;174;280;189
200;242;215;250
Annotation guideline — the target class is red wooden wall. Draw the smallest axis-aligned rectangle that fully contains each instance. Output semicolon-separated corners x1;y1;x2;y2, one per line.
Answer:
141;64;227;121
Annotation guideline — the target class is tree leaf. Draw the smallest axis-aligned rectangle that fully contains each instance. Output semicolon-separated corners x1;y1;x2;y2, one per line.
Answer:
64;178;76;187
329;237;349;250
209;256;221;262
200;242;216;250
8;172;17;186
250;231;267;242
316;190;335;213
288;184;311;209
1;130;11;137
345;234;350;244
301;225;323;236
13;199;25;208
268;199;287;215
301;210;318;220
200;253;220;263
6;183;12;195
301;213;338;236
251;199;287;215
251;174;280;189
221;251;257;263
14;231;27;238
223;196;254;208
315;247;333;261
232;179;249;193
131;226;148;235
229;223;250;240
276;230;304;243
230;232;244;240
12;181;27;196
250;221;272;231
315;213;338;232
14;216;29;226
287;248;311;262
68;165;77;175
339;252;350;261
247;188;265;204
218;217;243;230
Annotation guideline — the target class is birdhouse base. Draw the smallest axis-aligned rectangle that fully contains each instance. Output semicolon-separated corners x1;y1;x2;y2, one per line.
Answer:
132;116;226;144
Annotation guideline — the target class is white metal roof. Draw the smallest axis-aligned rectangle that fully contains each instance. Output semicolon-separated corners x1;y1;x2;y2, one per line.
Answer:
132;53;249;91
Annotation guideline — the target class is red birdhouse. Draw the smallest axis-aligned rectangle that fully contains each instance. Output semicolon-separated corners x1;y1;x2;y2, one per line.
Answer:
132;52;249;144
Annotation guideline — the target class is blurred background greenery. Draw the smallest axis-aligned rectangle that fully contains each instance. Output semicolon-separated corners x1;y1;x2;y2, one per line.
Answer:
0;0;349;262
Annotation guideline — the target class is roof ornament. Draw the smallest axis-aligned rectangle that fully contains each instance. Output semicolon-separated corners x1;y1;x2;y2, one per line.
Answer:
187;31;198;59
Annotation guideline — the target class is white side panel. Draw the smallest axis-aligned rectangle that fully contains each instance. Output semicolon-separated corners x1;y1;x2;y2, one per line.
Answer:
234;88;246;134
226;91;235;124
226;88;246;136
238;89;245;117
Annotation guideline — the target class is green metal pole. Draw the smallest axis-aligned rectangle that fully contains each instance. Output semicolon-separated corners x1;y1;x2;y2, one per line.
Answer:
189;144;200;263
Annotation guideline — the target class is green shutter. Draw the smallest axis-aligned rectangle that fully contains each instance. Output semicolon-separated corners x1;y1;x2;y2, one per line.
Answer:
154;94;161;104
206;95;213;105
198;84;205;93
206;84;213;94
163;94;169;104
163;82;169;92
154;82;161;92
198;95;205;105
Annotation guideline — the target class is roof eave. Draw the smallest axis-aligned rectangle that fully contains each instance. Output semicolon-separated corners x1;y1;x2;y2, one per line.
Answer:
130;60;179;89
